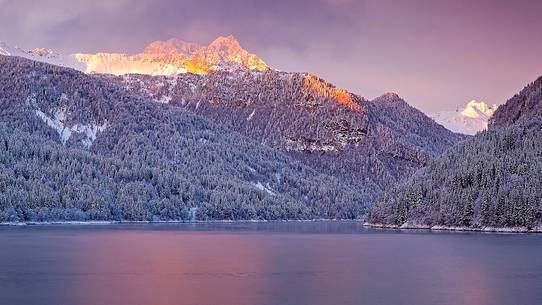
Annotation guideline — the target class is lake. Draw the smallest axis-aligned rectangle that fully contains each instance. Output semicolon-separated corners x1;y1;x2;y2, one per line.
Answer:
0;222;541;305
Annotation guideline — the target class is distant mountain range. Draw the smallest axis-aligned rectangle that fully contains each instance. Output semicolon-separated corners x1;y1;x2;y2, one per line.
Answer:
430;100;498;135
0;36;467;222
1;36;268;76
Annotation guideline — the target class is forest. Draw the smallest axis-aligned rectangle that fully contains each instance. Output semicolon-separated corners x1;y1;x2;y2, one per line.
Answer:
369;118;542;230
0;56;368;222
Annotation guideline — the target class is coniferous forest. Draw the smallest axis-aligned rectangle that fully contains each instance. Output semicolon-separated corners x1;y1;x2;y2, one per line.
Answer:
369;76;542;230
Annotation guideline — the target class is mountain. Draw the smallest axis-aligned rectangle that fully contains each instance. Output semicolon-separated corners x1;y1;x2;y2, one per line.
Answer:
1;36;268;76
74;35;268;75
0;36;466;221
106;71;466;199
0;55;369;222
368;75;542;232
430;100;498;135
490;75;542;127
0;41;84;70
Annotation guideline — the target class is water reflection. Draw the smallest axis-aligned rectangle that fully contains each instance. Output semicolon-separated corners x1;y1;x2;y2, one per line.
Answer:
0;223;541;305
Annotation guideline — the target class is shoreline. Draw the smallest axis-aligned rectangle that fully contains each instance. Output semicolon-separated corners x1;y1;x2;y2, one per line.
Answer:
364;222;542;234
2;220;540;234
0;219;360;226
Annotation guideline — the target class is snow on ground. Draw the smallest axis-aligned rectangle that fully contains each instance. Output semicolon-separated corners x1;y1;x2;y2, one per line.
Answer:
1;219;359;226
157;95;173;104
71;122;108;148
274;172;282;184
430;100;498;135
365;222;542;233
189;208;198;222
34;107;107;148
247;109;255;121
252;182;276;195
34;109;71;144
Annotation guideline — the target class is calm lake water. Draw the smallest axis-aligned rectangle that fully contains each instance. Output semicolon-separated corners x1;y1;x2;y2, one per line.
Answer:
0;222;541;305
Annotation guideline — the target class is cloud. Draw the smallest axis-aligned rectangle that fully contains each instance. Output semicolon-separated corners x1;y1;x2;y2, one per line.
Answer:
2;0;130;31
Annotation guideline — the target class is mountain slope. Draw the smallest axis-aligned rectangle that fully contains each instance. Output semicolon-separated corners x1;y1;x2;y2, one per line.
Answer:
369;75;542;231
0;36;466;217
109;71;465;198
0;55;368;221
430;100;498;135
490;75;542;127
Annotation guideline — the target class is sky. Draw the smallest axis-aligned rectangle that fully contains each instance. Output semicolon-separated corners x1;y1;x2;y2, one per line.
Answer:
1;0;541;113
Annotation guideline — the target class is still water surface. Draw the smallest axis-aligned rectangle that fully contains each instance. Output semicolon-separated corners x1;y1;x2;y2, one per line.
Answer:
0;222;541;305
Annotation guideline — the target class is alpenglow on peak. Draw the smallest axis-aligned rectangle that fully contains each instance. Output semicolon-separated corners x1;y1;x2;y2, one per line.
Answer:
0;36;268;76
73;35;269;75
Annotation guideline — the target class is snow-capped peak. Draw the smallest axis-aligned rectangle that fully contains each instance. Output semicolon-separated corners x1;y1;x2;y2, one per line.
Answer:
460;100;498;120
430;100;498;135
208;35;242;51
73;35;269;75
143;38;200;56
1;36;268;76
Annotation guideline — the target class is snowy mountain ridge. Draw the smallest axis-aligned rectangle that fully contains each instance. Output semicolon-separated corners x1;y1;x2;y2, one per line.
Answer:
1;36;268;75
76;35;269;75
430;100;498;135
0;41;85;70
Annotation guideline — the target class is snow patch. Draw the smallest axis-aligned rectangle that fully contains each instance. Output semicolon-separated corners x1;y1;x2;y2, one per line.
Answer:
274;172;282;184
71;122;108;149
278;72;293;81
286;138;338;152
189;208;198;221
34;108;71;144
247;109;255;121
365;222;542;233
252;182;276;195
34;107;107;148
157;95;172;104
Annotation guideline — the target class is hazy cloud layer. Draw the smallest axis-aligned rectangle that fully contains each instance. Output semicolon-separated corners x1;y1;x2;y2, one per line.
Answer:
1;0;541;112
